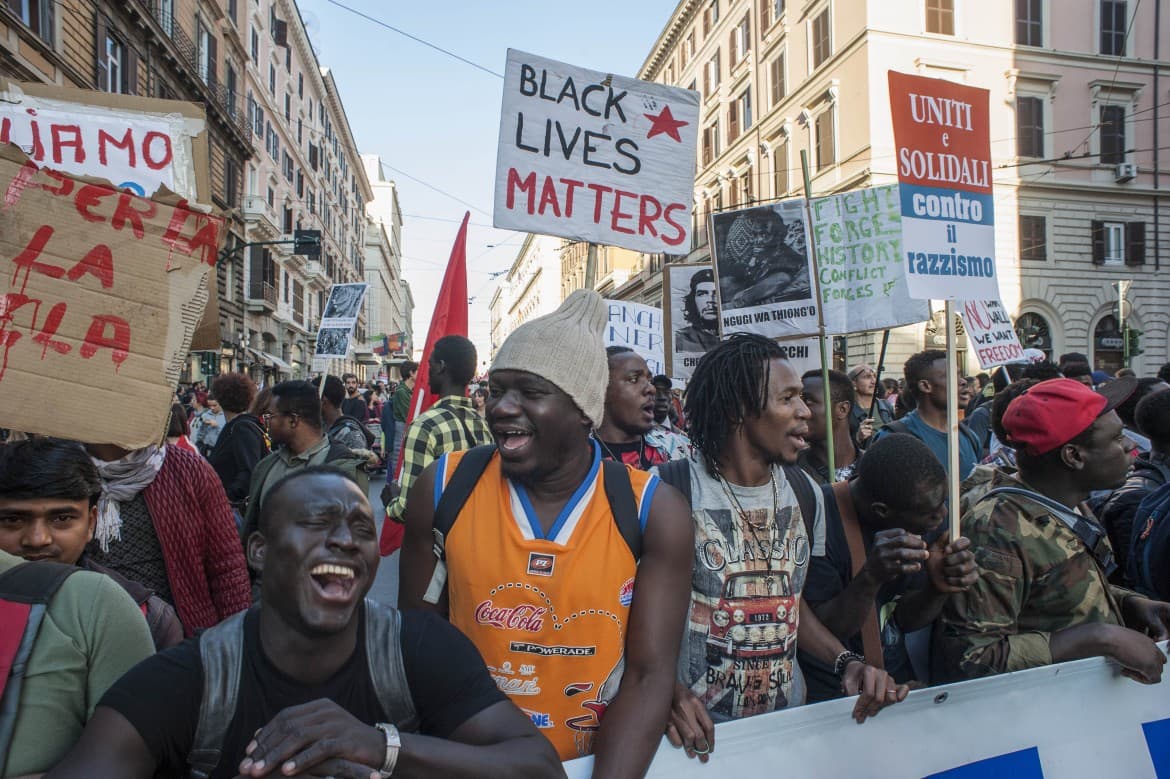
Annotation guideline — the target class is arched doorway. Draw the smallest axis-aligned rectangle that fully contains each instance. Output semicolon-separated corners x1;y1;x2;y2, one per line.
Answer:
1014;312;1053;360
1093;314;1125;374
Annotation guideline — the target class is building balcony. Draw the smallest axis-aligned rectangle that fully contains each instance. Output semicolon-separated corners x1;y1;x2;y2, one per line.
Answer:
242;195;280;237
304;261;328;286
246;281;278;313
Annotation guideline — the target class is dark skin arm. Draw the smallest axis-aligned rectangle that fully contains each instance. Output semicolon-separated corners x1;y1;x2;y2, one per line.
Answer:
398;461;447;614
813;532;976;639
588;484;694;779
237;699;563;779
44;707;159;779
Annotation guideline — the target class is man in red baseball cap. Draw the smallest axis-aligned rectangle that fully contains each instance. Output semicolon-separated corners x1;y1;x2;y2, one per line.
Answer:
937;377;1170;684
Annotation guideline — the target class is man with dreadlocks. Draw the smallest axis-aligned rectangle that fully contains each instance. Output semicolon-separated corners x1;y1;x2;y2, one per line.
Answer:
655;334;907;763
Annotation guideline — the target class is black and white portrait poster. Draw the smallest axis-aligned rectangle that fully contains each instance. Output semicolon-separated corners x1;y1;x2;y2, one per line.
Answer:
663;263;718;381
321;283;368;325
709;199;819;339
314;327;352;359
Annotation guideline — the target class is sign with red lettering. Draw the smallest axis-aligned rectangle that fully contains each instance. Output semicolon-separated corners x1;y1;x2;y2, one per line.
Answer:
959;299;1027;369
888;71;999;301
0;78;205;203
0;147;222;447
493;49;699;253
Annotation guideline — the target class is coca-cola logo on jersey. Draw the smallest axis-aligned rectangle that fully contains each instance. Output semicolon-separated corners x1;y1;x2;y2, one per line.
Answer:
474;600;548;632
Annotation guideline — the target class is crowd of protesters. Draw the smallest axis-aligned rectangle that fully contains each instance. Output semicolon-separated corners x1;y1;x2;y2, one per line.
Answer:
2;291;1170;778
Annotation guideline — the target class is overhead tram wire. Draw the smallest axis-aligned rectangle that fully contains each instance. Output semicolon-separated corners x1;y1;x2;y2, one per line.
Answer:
322;0;503;79
1064;0;1144;157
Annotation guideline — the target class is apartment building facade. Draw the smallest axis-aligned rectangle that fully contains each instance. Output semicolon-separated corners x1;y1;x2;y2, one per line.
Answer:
490;234;565;360
240;1;373;381
624;0;1169;376
362;154;414;364
0;0;253;379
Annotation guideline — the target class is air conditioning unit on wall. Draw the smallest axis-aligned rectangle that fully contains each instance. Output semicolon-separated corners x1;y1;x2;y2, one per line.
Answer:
1115;163;1137;183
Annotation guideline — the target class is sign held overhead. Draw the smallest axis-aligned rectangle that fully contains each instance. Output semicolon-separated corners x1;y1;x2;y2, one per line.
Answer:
494;49;699;254
888;71;999;301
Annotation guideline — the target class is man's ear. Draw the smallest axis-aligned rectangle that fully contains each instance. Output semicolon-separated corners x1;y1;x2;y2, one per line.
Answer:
85;504;97;542
870;501;890;522
247;531;267;573
1060;442;1086;472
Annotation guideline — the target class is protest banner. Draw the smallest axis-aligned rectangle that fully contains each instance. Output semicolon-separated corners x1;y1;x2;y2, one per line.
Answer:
0;146;222;448
565;644;1170;777
663;263;717;381
960;299;1028;369
710;199;819;340
314;283;369;359
888;71;999;302
0;78;223;350
604;299;665;376
808;184;930;335
493;49;700;254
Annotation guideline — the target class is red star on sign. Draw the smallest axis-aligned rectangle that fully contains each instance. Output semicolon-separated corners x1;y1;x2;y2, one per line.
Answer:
644;105;688;142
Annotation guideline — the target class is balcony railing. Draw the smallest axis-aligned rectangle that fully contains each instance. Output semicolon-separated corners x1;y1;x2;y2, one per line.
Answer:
247;281;277;307
146;1;250;144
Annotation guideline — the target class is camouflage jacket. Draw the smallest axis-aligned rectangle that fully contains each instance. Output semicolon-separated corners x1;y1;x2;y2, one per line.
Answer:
936;469;1138;682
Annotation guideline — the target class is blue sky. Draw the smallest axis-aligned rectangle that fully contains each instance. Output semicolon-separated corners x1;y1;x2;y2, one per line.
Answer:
296;0;679;368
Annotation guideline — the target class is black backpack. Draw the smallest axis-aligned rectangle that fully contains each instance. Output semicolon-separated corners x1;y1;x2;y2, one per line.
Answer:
656;459;820;541
335;415;376;449
1130;481;1170;600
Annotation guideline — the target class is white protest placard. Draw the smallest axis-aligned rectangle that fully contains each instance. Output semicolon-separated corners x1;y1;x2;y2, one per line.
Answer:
808;184;930;334
494;49;699;254
314;283;369;361
565;644;1170;778
775;336;822;376
960;299;1028;369
710;199;820;340
0;78;205;202
663;263;718;381
604;299;665;377
889;72;999;301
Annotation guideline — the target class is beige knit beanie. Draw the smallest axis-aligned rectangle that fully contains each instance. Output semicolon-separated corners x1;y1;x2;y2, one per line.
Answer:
491;288;608;426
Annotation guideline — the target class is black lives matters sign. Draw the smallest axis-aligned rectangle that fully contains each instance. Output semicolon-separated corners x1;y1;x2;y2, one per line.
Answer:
493;49;699;254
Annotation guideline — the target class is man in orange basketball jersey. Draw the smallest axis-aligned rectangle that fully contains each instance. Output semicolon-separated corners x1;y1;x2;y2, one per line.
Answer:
401;289;694;777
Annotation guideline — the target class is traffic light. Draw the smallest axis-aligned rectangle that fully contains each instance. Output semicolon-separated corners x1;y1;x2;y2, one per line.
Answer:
1126;327;1144;358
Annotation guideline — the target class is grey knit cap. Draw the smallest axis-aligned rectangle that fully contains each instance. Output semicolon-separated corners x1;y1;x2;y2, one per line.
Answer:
490;288;608;426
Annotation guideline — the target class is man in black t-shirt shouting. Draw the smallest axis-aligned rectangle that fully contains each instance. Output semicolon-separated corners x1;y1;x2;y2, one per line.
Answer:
46;467;563;779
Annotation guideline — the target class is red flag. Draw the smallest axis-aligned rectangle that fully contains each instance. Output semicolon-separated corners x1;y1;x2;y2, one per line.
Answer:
380;212;469;555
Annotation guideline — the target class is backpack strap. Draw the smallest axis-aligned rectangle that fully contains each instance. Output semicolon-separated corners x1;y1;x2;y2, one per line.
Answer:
976;487;1118;577
363;600;419;732
829;483;884;670
423;445;498;605
782;465;819;542
602;461;641;562
655;459;693;507
188;609;248;779
0;562;77;762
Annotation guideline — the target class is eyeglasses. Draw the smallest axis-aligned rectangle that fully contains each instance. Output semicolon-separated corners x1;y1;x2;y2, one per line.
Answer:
261;412;297;424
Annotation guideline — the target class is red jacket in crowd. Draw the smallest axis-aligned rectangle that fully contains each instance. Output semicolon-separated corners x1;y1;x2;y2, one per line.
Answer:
142;445;251;634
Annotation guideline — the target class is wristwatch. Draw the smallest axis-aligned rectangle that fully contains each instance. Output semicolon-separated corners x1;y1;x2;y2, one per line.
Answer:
374;723;401;778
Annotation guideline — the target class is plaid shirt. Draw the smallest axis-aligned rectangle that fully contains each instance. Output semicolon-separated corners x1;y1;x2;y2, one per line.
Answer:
386;395;492;521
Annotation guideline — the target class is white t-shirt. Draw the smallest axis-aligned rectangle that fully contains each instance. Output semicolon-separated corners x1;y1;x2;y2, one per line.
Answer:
673;456;825;722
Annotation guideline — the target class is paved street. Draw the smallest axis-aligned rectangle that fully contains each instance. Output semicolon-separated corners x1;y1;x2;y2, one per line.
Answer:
367;473;400;607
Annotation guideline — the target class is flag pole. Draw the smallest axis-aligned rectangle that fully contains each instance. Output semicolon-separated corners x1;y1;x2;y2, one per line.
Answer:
801;150;834;476
945;301;961;541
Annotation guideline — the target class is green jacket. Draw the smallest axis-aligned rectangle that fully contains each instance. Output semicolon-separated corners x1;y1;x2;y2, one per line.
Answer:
937;469;1137;682
240;438;369;541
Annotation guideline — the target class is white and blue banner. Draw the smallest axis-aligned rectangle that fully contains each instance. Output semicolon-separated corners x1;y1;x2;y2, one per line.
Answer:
565;646;1170;777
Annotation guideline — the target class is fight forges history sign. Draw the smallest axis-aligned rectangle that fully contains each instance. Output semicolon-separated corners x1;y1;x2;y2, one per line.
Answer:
494;49;700;254
888;72;999;301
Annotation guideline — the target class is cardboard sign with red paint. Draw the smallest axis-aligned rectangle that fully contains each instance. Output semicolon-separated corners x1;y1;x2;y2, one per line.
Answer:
0;147;222;447
888;71;999;301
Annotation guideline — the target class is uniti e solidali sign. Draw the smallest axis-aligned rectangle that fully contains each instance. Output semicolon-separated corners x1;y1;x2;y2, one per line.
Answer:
888;72;999;301
494;49;700;254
